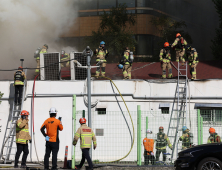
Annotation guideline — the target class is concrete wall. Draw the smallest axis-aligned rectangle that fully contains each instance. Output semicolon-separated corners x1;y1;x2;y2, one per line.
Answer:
0;79;222;162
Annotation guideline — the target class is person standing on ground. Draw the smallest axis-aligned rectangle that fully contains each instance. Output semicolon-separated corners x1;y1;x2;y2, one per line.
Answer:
40;107;63;170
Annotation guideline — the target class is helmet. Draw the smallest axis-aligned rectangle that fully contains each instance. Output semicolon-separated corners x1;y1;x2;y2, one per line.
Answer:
100;41;105;45
61;50;65;55
209;127;216;134
159;126;164;132
164;42;170;48
176;33;181;38
49;107;58;114
146;129;152;134
18;66;23;71
182;126;188;132
43;44;48;49
21;110;29;116
118;64;123;69
79;118;86;124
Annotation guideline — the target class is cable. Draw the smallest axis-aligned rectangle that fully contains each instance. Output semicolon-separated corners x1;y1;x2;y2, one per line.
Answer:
92;75;135;163
109;81;133;146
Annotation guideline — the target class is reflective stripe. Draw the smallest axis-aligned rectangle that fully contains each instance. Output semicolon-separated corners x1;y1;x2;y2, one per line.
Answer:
93;141;97;144
14;81;24;85
35;69;40;72
123;71;127;74
75;133;80;137
156;146;166;149
16;138;27;143
17;122;21;126
16;128;29;132
92;133;95;137
81;134;93;137
96;71;100;73
81;144;91;147
160;58;163;61
192;72;196;74
160;53;163;55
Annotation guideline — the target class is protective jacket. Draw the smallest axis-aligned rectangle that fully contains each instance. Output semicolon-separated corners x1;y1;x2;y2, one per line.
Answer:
179;132;192;148
61;53;70;62
40;117;63;142
156;133;172;150
120;50;133;65
16;118;31;144
143;138;154;155
73;124;97;149
96;47;108;63
14;70;26;86
207;133;221;143
171;37;187;50
159;48;171;63
36;48;47;60
185;48;199;66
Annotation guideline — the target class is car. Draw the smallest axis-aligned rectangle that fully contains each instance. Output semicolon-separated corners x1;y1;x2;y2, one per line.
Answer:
175;143;222;170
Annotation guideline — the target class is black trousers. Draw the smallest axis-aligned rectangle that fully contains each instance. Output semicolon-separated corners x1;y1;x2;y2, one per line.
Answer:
14;85;23;104
144;151;155;165
14;143;29;166
156;149;167;161
44;142;59;169
78;148;93;169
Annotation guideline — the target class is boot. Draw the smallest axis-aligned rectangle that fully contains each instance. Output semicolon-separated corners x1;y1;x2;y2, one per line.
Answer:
101;72;105;77
95;71;100;78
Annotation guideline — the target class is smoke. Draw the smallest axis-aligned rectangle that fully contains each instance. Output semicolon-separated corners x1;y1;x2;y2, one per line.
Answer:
0;0;78;79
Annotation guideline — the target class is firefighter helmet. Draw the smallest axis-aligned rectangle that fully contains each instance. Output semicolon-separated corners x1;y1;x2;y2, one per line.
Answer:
100;41;105;45
209;127;216;134
18;66;23;71
182;126;188;132
21;110;29;116
159;126;164;132
43;44;48;49
118;64;123;69
164;42;170;48
49;107;58;114
79;118;86;124
176;33;181;38
61;50;65;55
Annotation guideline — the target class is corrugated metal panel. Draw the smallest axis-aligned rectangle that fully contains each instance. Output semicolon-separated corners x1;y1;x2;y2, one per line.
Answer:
195;103;222;108
159;103;170;108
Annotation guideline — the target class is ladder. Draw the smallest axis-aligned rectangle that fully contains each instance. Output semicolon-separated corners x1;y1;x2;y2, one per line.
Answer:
0;69;27;163
167;62;188;160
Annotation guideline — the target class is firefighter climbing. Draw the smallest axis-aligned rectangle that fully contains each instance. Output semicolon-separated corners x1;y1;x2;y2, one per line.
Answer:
179;126;193;150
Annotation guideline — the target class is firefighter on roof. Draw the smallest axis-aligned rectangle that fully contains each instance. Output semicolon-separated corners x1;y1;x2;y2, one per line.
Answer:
34;44;48;76
119;47;133;79
61;50;70;68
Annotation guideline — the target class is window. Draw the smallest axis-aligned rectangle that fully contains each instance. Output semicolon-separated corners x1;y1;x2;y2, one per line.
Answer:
118;0;135;8
161;107;169;114
200;109;222;125
136;35;154;55
78;0;98;10
96;108;106;114
99;0;116;9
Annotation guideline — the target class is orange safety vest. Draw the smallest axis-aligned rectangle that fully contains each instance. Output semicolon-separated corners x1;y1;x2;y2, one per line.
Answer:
143;138;154;155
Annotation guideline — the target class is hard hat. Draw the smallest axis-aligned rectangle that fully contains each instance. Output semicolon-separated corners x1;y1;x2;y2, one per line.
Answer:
164;42;170;48
18;66;23;70
43;44;48;49
49;107;58;114
79;118;86;124
118;64;123;69
209;127;216;134
146;129;152;134
61;50;65;55
100;41;105;45
182;126;188;132
176;33;181;38
159;126;164;130
21;110;29;116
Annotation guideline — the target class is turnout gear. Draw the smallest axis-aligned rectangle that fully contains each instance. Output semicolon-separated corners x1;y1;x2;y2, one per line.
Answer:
143;138;155;165
156;128;172;162
185;46;198;80
207;133;221;143
95;46;109;77
179;128;193;150
14;70;26;105
61;50;70;68
120;49;133;79
35;45;48;74
171;34;187;64
159;44;173;79
16;118;31;144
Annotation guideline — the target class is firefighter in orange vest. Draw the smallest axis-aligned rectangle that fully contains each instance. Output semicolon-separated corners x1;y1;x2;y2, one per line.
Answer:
143;129;155;165
171;33;188;66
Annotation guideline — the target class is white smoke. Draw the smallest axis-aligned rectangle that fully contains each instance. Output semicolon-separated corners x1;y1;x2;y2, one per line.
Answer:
0;0;78;79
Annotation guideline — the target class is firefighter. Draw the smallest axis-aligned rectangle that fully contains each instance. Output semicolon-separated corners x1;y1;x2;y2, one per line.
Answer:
156;126;172;162
120;47;133;79
159;42;173;79
185;46;199;80
61;50;70;68
14;66;26;105
179;126;193;150
40;107;63;170
207;127;221;143
94;41;109;78
35;44;48;75
143;129;155;165
73;118;97;170
171;33;188;66
14;110;31;168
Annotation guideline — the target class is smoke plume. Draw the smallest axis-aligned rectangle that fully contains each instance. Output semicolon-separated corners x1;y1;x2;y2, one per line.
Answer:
0;0;78;79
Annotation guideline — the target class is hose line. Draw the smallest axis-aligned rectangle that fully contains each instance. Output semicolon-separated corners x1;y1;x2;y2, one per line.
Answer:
92;76;135;163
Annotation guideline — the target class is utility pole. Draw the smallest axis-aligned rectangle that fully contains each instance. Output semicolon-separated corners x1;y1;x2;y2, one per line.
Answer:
20;59;24;67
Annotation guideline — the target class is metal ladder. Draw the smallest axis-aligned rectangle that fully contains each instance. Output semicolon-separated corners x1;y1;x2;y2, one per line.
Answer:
0;69;27;163
167;62;188;160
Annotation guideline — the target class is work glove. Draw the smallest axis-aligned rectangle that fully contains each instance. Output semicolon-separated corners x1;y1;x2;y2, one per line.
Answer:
58;117;62;121
45;136;50;141
94;146;96;150
29;139;32;143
